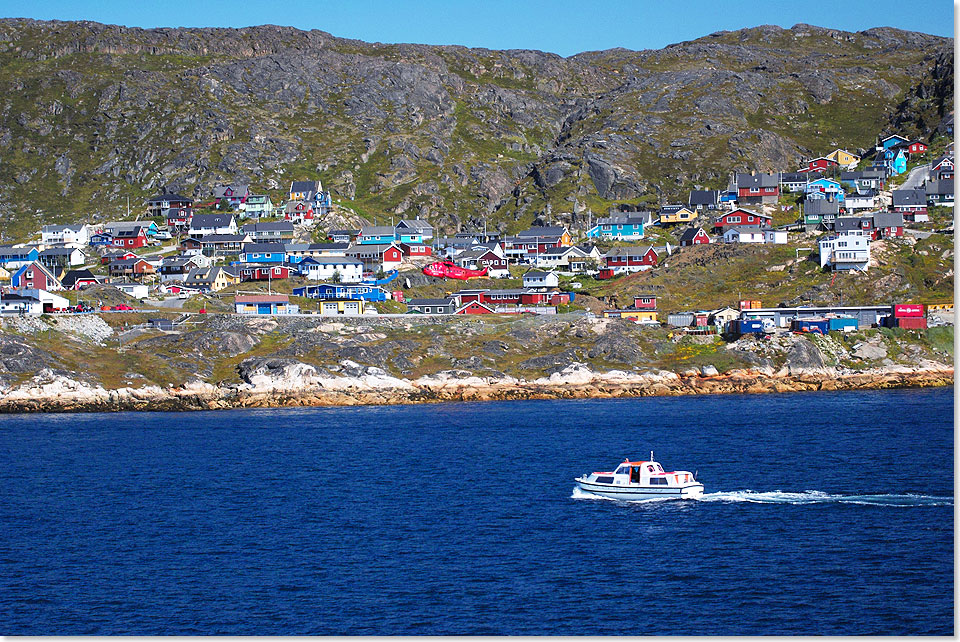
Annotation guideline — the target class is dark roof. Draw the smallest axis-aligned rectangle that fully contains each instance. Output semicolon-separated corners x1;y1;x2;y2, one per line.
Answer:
189;234;248;244
290;180;320;196
805;199;840;216
396;219;434;231
688;190;719;205
242;221;294;233
516;226;566;237
61;269;98;287
678;227;708;242
892;189;927;206
872;212;904;228
213;184;249;199
407;298;457;306
39;247;80;256
146;192;193;204
243;243;286;254
190;213;235;229
329;229;360;236
780;171;809;183
736;173;778;189
835;217;871;232
926;179;954;196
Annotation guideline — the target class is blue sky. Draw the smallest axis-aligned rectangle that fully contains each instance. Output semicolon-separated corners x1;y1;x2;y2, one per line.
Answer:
0;0;953;56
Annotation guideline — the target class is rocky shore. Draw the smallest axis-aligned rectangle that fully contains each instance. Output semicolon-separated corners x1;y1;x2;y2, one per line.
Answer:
0;359;952;413
0;313;951;413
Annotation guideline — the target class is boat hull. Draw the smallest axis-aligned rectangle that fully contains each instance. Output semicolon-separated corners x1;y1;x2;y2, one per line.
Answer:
576;479;704;501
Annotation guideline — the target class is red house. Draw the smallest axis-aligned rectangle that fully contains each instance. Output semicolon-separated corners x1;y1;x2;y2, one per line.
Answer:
907;141;928;155
11;261;62;290
239;265;290;281
603;246;658;272
113;226;148;249
633;295;657;309
101;250;137;265
678;227;711;246
712;208;772;232
399;242;432;257
456;300;494;315
166;207;193;230
800;157;839;173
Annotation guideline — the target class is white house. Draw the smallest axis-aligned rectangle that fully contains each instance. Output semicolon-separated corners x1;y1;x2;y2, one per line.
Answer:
111;282;150;299
722;227;765;243
41;224;89;246
8;289;70;312
522;270;560;289
819;234;870;272
844;194;876;213
188;213;238;237
763;229;788;244
298;257;364;283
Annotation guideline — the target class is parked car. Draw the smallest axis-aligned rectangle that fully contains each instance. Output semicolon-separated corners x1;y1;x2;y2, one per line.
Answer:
114;304;134;311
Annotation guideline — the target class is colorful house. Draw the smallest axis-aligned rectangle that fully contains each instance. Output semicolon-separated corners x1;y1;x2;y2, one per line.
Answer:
237;265;291;282
736;173;779;205
345;243;403;273
292;283;388;302
146;192;193;217
358;226;399;245
239;242;286;264
318;299;367;316
603;246;658;273
112;226;148;249
586;213;646;240
825;149;861;168
213;184;250;208
678;227;711;246
658;205;697;225
891;189;929;222
235;294;299;315
395;219;434;242
712;208;771;232
11;261;62;290
800;157;839;173
804;178;845;202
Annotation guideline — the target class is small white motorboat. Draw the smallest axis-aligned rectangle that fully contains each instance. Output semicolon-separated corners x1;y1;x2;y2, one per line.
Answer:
575;452;704;500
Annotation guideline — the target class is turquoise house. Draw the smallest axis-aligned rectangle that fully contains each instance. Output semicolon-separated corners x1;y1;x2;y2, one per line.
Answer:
804;178;845;203
586;214;646;240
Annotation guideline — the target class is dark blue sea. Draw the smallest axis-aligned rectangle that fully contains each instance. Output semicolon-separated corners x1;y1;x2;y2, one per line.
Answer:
0;388;953;635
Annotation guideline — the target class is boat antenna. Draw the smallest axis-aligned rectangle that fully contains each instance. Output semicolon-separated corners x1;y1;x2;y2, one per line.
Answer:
650;450;654;461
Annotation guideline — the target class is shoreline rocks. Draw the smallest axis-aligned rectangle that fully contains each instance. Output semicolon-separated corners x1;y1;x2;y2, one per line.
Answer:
0;362;952;414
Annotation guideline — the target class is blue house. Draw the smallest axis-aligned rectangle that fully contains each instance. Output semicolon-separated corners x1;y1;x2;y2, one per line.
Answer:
880;134;909;151
804;178;845;203
292;283;388;302
239;242;286;264
890;149;907;175
0;245;40;269
586;213;647;240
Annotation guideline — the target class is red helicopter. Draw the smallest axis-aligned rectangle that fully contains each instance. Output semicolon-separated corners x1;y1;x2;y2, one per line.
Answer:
422;260;488;280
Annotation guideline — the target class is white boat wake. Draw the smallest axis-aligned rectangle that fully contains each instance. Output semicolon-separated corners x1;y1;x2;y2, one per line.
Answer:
698;490;953;506
572;487;953;506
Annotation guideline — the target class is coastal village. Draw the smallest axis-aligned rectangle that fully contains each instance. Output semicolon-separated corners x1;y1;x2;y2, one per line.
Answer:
0;129;953;341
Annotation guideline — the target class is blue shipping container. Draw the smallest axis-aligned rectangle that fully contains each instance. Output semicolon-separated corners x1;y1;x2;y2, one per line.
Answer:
827;317;859;332
737;319;765;334
792;318;829;334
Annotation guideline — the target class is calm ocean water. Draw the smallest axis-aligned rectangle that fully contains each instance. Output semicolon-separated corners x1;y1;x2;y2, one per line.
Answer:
0;388;953;635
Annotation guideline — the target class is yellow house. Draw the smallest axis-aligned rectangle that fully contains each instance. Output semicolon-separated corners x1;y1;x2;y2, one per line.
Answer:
183;266;241;292
0;266;10;282
319;299;366;316
659;206;696;225
825;149;861;167
602;309;658;323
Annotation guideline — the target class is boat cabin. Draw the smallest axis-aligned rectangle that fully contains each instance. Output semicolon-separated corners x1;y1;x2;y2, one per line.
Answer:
596;458;696;486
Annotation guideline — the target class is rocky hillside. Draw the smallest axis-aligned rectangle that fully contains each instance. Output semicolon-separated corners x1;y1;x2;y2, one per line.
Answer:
0;19;952;238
